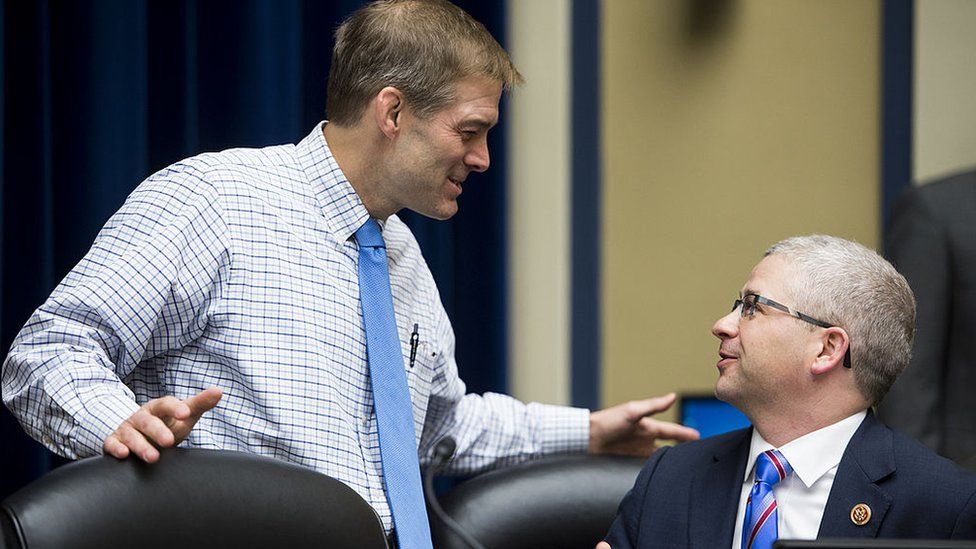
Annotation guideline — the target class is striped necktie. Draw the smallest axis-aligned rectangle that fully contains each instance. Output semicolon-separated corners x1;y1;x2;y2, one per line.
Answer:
356;219;433;549
742;449;793;549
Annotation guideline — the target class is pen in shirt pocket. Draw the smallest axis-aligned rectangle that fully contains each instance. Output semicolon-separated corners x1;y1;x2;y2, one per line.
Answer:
409;323;419;368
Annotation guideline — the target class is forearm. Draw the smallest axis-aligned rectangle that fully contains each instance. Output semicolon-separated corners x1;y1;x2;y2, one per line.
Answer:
3;341;139;458
421;391;589;475
418;302;589;474
3;166;229;458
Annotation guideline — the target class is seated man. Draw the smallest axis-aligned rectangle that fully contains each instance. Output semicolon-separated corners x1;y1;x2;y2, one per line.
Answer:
601;235;976;548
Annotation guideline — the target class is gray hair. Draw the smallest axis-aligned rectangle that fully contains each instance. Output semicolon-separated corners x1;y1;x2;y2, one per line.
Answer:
764;235;915;405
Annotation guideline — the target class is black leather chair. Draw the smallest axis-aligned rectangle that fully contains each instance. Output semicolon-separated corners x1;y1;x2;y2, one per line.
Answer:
0;448;388;549
430;455;645;549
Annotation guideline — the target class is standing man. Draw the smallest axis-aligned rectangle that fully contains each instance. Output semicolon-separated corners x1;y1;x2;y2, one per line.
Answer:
879;170;976;469
2;1;698;547
600;235;976;548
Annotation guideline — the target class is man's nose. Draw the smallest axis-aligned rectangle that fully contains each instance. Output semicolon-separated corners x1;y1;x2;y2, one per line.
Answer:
466;139;490;173
712;309;739;340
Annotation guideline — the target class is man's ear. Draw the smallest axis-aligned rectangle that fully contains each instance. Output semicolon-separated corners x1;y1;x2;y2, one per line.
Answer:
811;327;850;376
373;86;404;140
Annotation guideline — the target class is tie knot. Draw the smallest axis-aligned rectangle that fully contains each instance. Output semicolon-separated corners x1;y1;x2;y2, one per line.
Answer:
355;219;385;249
755;449;793;486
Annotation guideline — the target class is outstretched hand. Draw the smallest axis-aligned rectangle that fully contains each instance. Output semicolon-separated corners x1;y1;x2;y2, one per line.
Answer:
589;392;700;456
103;387;223;463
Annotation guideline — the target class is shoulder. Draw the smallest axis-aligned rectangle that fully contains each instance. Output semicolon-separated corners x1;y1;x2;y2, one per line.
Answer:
188;142;298;174
130;143;296;196
888;427;976;495
636;428;749;483
902;170;976;212
667;427;748;459
881;426;976;535
858;422;976;530
154;143;307;200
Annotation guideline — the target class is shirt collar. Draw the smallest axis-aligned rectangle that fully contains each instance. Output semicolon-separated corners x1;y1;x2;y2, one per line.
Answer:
743;410;867;488
296;121;371;242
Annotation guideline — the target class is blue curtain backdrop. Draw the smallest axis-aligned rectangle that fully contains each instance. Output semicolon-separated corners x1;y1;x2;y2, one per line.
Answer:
0;0;509;499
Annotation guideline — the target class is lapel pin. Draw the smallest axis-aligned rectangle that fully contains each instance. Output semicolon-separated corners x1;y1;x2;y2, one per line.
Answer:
850;503;871;526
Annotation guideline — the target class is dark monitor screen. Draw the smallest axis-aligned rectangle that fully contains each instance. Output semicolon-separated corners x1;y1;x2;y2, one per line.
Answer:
775;541;976;548
679;394;750;439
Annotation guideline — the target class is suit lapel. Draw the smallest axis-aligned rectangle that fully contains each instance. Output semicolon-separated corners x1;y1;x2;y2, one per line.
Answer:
818;412;894;539
690;429;752;548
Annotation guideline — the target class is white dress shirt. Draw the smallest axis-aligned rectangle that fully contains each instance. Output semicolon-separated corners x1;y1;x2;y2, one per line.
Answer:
731;410;867;548
2;123;589;531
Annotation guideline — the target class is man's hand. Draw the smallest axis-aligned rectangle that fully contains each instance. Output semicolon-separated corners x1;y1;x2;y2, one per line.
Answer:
596;542;611;549
589;392;700;456
103;387;223;463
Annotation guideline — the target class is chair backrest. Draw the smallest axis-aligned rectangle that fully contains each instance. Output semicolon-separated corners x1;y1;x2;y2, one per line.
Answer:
430;454;645;549
0;448;388;549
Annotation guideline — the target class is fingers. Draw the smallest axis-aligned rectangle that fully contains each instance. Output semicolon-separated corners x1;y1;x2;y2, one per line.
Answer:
643;418;700;442
145;395;191;421
103;402;177;463
101;390;199;461
102;434;130;459
105;422;160;463
184;387;223;417
626;392;677;420
102;390;223;463
128;408;177;447
596;542;612;549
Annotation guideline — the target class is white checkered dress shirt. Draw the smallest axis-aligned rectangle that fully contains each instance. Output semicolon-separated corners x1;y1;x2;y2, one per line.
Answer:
2;123;589;531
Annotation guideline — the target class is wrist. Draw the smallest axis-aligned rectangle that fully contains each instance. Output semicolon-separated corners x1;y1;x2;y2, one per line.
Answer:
588;409;604;454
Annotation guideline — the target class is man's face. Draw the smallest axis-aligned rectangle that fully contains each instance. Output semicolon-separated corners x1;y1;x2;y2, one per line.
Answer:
711;255;814;411
388;76;501;220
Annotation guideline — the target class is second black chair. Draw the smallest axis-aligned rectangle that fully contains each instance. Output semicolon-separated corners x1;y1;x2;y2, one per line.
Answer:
430;454;645;549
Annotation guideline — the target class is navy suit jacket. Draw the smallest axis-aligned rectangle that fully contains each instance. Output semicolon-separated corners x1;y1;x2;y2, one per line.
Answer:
604;412;976;548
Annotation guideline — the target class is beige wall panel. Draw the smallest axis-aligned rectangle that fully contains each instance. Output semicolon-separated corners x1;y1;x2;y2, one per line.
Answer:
914;0;976;183
508;0;571;404
601;0;880;420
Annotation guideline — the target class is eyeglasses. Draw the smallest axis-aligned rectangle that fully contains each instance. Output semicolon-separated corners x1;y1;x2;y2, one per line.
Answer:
732;293;851;368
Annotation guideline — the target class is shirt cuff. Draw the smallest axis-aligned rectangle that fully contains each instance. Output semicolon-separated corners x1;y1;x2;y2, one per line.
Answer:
72;392;141;457
527;402;590;455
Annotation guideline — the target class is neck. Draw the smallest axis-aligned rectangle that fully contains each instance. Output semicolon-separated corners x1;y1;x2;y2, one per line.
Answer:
746;399;866;448
322;122;399;220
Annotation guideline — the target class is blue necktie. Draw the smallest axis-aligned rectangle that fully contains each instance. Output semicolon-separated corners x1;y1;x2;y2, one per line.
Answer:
742;449;793;549
356;219;432;549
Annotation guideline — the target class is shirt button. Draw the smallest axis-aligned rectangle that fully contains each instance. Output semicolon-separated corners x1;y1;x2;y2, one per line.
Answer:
362;417;370;428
